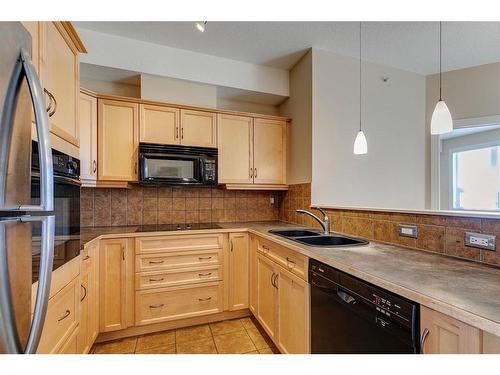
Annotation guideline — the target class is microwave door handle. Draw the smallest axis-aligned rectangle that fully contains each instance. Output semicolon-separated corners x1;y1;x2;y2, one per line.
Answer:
19;49;54;212
21;215;55;353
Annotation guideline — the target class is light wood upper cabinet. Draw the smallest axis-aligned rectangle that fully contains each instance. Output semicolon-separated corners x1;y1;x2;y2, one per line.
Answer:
228;232;249;311
42;22;80;147
276;267;309;354
420;306;481;354
256;253;278;339
140;104;180;145
218;114;253;184
79;90;97;186
180;109;217;148
253;118;287;184
98;99;139;181
99;238;134;332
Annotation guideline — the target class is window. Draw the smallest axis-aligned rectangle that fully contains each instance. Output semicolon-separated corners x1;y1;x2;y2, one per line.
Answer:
452;144;500;210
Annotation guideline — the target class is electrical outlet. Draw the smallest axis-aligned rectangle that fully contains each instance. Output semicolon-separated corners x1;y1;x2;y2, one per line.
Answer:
398;224;417;238
465;232;496;251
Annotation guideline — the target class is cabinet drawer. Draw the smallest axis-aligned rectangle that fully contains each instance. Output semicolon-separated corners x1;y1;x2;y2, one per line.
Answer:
37;277;79;353
57;326;79;354
256;237;308;281
135;234;223;254
135;266;221;290
135;282;223;326
136;249;222;272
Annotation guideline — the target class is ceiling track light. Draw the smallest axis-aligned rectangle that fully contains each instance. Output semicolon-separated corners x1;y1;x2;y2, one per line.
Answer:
354;21;368;155
195;21;207;33
430;21;453;135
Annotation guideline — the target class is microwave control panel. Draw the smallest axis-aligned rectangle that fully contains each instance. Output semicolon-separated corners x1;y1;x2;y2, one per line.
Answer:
203;160;217;183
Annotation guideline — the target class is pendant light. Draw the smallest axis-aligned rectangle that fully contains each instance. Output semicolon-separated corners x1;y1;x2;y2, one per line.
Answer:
354;22;368;155
430;22;453;135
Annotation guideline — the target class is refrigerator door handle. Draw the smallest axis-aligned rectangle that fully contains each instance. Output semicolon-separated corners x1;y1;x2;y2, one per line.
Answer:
17;48;54;212
20;215;55;354
0;216;55;353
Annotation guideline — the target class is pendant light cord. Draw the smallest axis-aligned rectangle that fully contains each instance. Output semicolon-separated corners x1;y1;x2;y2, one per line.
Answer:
439;21;442;101
359;21;362;132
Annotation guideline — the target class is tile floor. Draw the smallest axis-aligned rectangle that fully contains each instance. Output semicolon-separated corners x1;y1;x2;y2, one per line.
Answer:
92;316;279;354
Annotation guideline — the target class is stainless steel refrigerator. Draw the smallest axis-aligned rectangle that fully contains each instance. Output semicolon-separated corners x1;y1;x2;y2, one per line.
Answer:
0;22;55;354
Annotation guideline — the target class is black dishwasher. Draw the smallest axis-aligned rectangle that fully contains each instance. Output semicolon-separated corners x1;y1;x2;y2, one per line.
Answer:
310;259;420;354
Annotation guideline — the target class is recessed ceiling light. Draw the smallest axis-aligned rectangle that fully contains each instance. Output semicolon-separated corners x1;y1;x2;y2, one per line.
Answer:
195;21;207;33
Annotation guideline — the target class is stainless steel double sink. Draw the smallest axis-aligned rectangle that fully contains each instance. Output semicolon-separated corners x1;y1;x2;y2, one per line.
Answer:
268;229;369;247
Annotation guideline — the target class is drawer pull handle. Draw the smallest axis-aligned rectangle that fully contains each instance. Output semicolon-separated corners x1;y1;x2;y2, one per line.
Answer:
149;304;164;309
149;260;165;264
80;284;87;302
198;297;212;302
57;310;71;322
198;272;212;277
198;256;212;261
286;257;296;264
82;255;90;261
149;277;164;282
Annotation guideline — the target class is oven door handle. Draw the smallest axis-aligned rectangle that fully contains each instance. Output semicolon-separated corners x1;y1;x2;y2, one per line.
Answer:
31;171;81;187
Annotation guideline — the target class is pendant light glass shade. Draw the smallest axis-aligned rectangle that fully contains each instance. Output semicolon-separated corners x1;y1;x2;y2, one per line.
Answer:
430;99;453;135
353;130;368;155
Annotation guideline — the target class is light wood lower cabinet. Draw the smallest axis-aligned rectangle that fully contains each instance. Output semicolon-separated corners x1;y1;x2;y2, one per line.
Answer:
99;238;134;332
78;242;99;353
37;276;80;353
254;237;310;354
135;282;223;326
275;267;309;354
228;232;249;311
420;306;481;354
256;253;278;339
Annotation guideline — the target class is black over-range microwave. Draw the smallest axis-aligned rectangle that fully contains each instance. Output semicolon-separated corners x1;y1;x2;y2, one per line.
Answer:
139;143;217;186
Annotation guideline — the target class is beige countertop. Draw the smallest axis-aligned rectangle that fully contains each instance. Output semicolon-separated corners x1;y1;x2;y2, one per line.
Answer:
81;220;500;336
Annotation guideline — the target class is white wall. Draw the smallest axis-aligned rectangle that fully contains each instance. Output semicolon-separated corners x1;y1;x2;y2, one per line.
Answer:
217;98;279;116
77;28;289;97
311;48;427;210
279;50;313;184
80;77;141;98
140;74;217;108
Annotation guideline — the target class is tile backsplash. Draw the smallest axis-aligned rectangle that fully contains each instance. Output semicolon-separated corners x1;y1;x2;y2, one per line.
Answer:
280;183;500;267
81;186;282;227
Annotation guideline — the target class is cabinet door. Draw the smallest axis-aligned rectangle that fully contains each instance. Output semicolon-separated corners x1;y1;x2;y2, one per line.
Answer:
99;238;131;332
43;22;79;147
89;243;100;345
256;253;278;339
217;114;253;184
228;232;249;311
79;91;97;185
140;104;180;145
276;267;310;354
77;272;90;353
98;99;139;181
253;118;287;184
420;306;481;354
180;109;217;148
248;236;258;314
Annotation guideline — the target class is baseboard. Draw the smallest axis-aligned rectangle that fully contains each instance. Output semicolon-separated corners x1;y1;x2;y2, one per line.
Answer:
95;309;251;343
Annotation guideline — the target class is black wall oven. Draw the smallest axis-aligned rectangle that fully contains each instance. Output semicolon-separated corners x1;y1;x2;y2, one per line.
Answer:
31;142;80;282
139;143;217;186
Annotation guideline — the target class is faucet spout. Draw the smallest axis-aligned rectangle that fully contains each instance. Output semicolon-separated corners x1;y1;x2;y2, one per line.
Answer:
296;208;330;235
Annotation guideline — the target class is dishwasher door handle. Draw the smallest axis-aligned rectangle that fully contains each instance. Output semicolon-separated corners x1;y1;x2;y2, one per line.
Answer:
337;290;356;304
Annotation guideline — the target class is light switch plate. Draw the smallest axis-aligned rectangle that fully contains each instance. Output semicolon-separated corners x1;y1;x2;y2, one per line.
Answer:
398;224;417;238
465;232;496;251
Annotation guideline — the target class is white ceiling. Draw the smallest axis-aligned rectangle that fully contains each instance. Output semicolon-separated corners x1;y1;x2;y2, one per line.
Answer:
75;21;500;75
